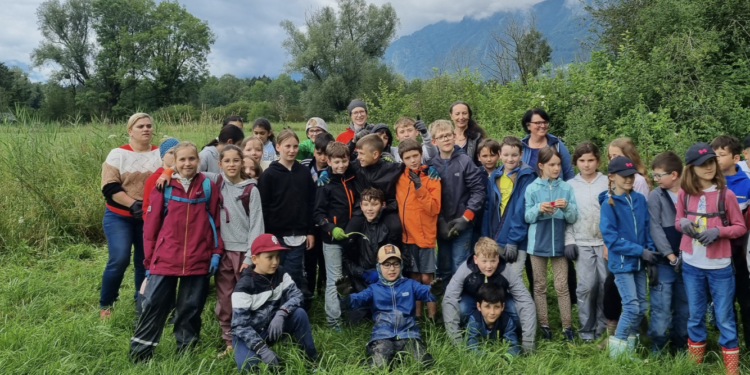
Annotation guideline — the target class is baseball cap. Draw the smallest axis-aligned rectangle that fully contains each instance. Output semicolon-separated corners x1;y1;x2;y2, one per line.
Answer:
607;156;638;176
377;244;402;263
684;142;716;166
305;117;328;133
250;234;289;256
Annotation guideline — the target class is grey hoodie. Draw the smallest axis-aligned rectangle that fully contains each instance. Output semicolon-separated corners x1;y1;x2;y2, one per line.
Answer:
199;146;221;174
564;172;609;247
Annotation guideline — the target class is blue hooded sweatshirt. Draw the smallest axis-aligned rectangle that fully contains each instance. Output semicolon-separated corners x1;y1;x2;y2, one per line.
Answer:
482;162;536;249
726;164;750;211
520;133;575;181
598;190;655;273
524;177;578;257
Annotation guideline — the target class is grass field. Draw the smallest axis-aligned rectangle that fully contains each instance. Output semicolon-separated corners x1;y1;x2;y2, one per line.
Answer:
0;121;742;374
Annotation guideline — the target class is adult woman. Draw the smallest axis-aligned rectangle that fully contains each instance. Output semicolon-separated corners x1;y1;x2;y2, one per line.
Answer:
99;113;161;319
449;101;486;165
520;108;574;181
336;99;371;144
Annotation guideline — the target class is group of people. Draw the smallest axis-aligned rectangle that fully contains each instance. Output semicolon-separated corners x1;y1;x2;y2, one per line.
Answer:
97;99;750;374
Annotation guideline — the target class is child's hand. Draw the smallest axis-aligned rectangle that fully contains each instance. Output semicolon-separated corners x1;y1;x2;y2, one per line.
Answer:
554;198;567;209
335;276;353;296
429;278;445;297
539;202;554;214
305;235;315;250
155;170;173;192
240;263;250;272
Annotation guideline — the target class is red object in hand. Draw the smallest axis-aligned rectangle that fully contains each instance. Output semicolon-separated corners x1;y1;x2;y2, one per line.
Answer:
550;201;556;207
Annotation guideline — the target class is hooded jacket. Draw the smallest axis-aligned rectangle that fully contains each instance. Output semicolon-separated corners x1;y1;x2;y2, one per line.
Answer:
230;265;303;351
349;158;404;213
371;123;394;156
314;167;358;244
520;133;574;181
343;210;403;291
344;276;436;342
482;162;536;249
466;310;519;355
258;160;316;237
396;165;441;248
199;146;221;174
143;172;223;276
648;187;682;263
725;165;750;211
675;188;745;260
564;172;609;247
427;146;486;222
524;177;578;257
599;190;654;273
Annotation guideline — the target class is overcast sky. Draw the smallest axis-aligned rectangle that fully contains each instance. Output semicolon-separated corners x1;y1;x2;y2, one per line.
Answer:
1;0;544;81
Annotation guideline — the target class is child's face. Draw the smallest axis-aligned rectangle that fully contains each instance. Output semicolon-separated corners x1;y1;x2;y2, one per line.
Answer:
162;150;175;168
576;152;599;177
244;157;258;179
253;127;271;144
610;173;634;192
477;300;505;326
252;251;280;274
693;160;717;183
357;146;379;167
380;257;401;281
175;148;199;179
652;167;677;190
313;148;328;167
607;145;624;160
713;147;739;173
243;141;263;162
474;253;499;277
307;127;324;142
539;155;561;179
500;145;521;171
361;199;384;221
375;130;389;146
431;130;455;153
479;147;499;172
396;125;417;141
329;157;349;174
276;138;299;162
401;149;422;171
219;149;242;179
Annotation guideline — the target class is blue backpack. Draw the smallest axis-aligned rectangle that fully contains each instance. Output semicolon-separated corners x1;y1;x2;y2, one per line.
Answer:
163;177;218;248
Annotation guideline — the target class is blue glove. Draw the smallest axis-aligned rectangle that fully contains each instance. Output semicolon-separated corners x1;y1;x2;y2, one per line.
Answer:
317;170;330;187
362;269;379;284
426;166;440;180
209;254;221;275
267;309;288;342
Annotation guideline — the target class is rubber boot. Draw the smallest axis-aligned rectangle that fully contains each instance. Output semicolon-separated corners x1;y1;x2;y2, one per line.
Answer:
607;336;627;359
626;335;638;355
721;346;739;375
597;322;617;350
687;338;706;364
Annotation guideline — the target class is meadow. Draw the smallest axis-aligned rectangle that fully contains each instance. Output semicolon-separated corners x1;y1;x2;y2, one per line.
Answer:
0;120;739;374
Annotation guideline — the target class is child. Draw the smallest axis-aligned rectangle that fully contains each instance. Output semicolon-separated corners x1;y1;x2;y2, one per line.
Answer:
200;125;245;174
130;141;222;362
396;138;442;320
314;142;358;329
252;118;276;162
599;156;658;358
647;151;689;352
244;156;263;180
427;120;486;282
563;141;609;342
677;143;745;374
392;117;438;163
142;138;179;222
336;245;443;369
231;234;317;371
443;237;537;353
482;136;536;277
297;117;328;161
241;136;269;172
371;123;397;162
524;146;578;341
301;132;335;182
607;137;650;199
466;283;520;356
258;129;316;296
222;115;244;129
477;138;501;176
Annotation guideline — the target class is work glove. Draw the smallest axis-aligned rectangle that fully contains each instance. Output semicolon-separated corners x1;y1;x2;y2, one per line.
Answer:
353;127;371;143
129;200;144;220
503;244;519;263
647;264;659;287
209;254;221;275
564;244;578;261
316;170;330;187
335;276;353;297
671;256;682;273
426;166;440;180
332;227;349;241
381;152;395;163
155;170;173;192
256;345;281;366
362;269;379;284
409;170;422;189
679;218;699;238
640;249;661;264
438;217;453;240
415;120;428;136
696;227;720;246
429;278;445;297
267;310;288;342
448;217;471;236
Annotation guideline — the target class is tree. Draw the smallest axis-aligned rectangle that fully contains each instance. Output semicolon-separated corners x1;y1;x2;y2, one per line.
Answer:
482;14;552;84
0;63;43;111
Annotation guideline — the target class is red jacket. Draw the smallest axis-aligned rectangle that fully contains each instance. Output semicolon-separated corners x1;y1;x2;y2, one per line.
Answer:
143;173;223;276
336;127;355;144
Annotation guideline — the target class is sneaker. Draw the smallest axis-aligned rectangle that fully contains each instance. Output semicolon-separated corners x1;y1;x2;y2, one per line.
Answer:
541;326;552;340
100;308;112;320
563;327;574;342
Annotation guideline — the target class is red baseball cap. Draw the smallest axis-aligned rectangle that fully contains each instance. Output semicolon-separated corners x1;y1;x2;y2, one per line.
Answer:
251;234;289;256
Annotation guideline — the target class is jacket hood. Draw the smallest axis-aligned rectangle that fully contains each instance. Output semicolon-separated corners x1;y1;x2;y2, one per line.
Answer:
598;189;609;205
573;172;607;185
371;123;394;151
489;161;535;180
376;262;404;285
531;176;563;189
267;160;301;172
726;166;750;184
466;253;507;276
219;173;257;188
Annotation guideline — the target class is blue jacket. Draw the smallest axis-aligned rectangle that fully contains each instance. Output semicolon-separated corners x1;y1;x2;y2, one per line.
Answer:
344;276;436;343
427;146;486;222
520;133;574;181
726;165;750;210
598;190;655;273
482;162;536;249
466;310;520;356
524;177;578;256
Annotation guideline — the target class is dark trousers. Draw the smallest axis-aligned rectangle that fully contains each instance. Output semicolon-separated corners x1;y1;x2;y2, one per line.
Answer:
129;274;209;361
366;338;433;368
305;235;326;295
731;235;750;347
604;272;623;320
525;255;578;306
280;239;309;296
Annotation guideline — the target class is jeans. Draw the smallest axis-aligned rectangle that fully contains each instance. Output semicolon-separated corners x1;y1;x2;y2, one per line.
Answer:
647;263;689;352
279;239;308;294
233;308;317;371
100;208;146;308
575;246;608;340
682;262;738;348
437;227;474;282
459;293;522;341
613;269;647;340
322;243;343;327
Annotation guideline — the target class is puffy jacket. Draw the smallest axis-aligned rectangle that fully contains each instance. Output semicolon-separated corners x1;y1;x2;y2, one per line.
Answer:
231;265;303;352
427;146;486;222
520;133;574;181
598;190;654;273
314;167;358;244
675;188;746;259
143;172;223;276
343;210;403;291
564;172;609;247
258;161;316;237
482;162;536;249
345;276;436;342
396;166;441;248
524;177;578;257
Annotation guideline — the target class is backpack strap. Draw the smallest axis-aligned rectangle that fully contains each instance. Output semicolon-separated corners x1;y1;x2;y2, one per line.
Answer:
202;178;219;248
238;183;255;216
683;187;730;227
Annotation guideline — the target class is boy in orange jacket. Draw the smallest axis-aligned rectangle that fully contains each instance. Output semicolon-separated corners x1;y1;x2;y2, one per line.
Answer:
396;138;442;320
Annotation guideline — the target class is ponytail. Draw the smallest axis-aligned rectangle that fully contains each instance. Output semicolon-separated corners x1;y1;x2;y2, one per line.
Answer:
204;125;245;150
607;178;615;206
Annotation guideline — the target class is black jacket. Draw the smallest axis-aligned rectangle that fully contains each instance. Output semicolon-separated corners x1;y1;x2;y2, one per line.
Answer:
371;123;394;155
463;255;510;300
258;161;315;237
343;210;403;291
350;159;403;213
427;146;486;222
314;167;358;244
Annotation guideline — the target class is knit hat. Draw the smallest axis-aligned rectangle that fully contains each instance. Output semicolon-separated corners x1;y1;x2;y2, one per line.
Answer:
159;138;179;159
305;117;328;133
347;99;367;115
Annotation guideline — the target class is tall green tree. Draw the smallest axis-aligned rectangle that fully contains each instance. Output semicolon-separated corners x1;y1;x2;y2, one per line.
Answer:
483;14;552;84
0;63;43;111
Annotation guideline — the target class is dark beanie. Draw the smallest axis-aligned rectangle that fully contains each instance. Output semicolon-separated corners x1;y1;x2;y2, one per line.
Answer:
347;99;367;115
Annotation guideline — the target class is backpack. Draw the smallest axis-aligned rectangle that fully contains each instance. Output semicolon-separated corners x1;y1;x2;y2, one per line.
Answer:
216;174;255;222
682;187;729;227
163;176;218;248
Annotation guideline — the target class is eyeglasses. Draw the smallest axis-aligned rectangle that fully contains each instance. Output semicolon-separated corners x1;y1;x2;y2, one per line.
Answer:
435;133;454;142
351;110;366;116
381;261;401;269
529;121;549;127
308;128;324;134
652;172;670;180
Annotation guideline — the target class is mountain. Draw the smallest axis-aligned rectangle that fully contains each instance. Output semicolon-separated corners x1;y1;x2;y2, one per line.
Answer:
384;0;591;80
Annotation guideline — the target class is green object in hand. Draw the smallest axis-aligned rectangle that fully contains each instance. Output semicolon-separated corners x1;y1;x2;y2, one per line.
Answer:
332;227;349;241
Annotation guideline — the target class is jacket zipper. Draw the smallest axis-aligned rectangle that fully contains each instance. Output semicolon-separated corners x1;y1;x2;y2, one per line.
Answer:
626;195;640;270
391;284;397;337
183;184;193;275
492;176;504;240
549;181;556;256
401;176;412;243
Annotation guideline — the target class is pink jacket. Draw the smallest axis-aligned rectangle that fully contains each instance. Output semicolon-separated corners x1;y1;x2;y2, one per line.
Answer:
675;188;746;259
143;173;223;276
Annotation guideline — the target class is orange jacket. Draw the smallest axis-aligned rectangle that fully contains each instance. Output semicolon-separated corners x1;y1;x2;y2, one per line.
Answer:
396;165;441;248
